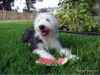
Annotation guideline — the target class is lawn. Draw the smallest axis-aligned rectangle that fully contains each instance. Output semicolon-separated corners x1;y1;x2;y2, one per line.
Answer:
0;20;100;75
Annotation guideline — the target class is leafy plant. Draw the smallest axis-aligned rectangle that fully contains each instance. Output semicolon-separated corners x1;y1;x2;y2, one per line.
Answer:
56;0;98;32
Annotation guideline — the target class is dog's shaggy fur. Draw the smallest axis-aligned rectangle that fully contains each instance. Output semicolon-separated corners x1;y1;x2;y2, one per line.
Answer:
22;12;77;64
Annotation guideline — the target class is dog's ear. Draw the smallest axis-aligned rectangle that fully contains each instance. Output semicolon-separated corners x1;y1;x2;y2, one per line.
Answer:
21;27;34;43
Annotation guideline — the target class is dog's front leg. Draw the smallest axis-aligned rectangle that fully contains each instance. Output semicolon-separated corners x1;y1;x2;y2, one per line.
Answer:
53;40;78;60
32;43;56;64
33;49;55;60
59;48;78;59
33;49;56;64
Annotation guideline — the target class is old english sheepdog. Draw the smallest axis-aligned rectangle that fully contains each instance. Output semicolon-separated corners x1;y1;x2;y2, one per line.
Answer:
22;12;78;65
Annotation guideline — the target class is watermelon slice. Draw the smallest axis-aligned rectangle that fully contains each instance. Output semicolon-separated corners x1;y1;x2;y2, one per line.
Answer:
35;57;68;66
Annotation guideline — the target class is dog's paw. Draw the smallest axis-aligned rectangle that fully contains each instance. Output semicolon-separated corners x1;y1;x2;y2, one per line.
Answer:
68;54;79;61
60;48;79;60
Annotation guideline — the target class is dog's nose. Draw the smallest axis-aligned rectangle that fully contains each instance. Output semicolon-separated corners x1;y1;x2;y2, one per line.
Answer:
39;25;45;30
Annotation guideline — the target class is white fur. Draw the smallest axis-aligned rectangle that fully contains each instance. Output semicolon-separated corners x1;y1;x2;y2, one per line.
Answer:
33;12;77;60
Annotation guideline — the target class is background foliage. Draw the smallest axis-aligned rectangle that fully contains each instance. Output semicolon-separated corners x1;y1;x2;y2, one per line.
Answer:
56;0;100;32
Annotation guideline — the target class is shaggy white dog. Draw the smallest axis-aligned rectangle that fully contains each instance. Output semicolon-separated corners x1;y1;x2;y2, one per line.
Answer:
31;12;78;65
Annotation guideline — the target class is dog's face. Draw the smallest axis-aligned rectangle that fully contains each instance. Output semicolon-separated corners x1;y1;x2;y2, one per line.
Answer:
34;13;58;37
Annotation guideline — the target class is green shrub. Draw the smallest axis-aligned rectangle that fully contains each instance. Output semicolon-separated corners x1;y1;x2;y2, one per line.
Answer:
56;0;98;32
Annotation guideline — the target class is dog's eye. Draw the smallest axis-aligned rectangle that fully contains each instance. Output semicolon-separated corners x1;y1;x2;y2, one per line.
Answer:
46;18;50;22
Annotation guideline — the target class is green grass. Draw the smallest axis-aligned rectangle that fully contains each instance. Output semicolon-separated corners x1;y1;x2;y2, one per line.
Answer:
0;21;100;75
